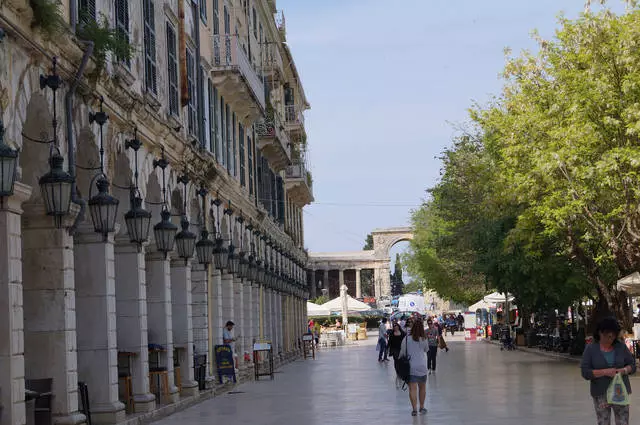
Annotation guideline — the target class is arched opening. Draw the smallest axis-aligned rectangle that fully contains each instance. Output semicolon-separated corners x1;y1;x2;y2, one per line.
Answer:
388;240;411;297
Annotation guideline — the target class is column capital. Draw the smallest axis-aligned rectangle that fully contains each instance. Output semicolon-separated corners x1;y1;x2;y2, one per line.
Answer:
170;257;192;268
0;181;32;214
74;223;120;244
145;250;170;262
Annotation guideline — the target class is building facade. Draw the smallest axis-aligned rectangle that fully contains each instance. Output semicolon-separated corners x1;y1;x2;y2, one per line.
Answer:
0;0;313;424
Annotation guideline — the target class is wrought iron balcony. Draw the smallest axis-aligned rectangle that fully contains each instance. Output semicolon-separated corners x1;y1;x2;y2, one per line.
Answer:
213;34;266;121
256;112;291;172
284;104;305;138
262;43;284;81
285;161;313;207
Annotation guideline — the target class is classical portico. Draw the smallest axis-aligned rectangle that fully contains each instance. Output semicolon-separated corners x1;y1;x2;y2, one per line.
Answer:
307;227;413;303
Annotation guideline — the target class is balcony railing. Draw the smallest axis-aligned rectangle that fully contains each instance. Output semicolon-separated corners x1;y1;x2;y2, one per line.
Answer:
262;43;284;77
213;34;266;110
285;104;305;127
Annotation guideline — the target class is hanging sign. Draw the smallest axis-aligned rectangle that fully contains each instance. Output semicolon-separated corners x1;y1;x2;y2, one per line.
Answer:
214;344;236;384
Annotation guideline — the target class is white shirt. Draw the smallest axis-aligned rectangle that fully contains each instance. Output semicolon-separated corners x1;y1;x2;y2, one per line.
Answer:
378;323;387;340
223;328;234;351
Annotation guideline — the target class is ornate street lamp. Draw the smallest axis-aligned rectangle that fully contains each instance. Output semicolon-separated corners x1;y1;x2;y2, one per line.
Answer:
87;97;119;239
0;119;19;203
38;58;73;228
211;196;228;270
124;130;151;247
195;186;215;266
246;223;256;281
174;175;196;263
225;201;240;274
152;147;177;256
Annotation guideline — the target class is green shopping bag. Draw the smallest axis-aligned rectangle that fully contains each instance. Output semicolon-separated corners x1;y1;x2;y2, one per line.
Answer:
606;373;630;406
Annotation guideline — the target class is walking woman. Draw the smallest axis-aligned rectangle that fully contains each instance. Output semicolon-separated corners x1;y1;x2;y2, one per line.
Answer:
388;321;406;360
400;318;429;416
581;316;636;425
426;318;439;374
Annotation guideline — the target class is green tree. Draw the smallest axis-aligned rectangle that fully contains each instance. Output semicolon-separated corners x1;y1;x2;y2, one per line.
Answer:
471;8;640;327
363;233;374;250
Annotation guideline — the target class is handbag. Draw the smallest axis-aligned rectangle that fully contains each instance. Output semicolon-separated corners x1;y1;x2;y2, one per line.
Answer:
438;335;447;350
396;336;411;384
607;373;630;406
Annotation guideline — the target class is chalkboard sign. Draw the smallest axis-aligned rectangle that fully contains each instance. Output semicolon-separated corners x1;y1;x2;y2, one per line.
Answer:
214;345;236;384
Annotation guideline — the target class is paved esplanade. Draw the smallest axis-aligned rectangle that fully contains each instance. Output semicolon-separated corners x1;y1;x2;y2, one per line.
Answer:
153;339;640;424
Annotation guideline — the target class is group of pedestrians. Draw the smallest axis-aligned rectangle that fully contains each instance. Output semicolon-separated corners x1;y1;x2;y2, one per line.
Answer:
377;315;451;416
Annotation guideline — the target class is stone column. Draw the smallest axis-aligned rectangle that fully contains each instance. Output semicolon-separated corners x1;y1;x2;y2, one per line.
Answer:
308;270;316;299
274;291;282;357
232;276;244;372
338;269;345;295
355;268;362;299
74;225;125;424
191;263;208;359
252;284;260;341
264;289;272;344
380;266;391;298
170;259;198;397
0;183;31;425
23;204;85;425
145;251;179;403
220;273;235;368
374;268;382;299
323;269;329;291
209;270;223;376
115;240;155;412
243;281;253;365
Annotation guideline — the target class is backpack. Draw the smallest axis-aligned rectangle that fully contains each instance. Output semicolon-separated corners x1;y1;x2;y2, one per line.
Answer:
396;336;411;387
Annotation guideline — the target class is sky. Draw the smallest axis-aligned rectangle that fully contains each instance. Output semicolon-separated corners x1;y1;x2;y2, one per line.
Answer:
278;0;625;256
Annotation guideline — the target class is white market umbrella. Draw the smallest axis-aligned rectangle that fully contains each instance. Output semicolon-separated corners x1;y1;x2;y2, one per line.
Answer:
617;272;640;296
468;299;493;311
483;292;515;304
307;301;330;317
321;295;372;312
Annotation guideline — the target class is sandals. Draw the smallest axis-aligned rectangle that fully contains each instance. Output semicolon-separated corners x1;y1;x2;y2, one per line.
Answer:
411;411;417;416
419;408;427;415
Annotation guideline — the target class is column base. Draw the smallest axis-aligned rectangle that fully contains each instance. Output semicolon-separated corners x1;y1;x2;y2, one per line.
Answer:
53;412;87;425
180;381;199;397
168;385;180;404
88;401;126;425
205;375;217;390
133;393;157;413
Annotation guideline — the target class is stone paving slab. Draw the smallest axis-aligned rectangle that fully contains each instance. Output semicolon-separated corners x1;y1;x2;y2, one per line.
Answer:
151;337;640;425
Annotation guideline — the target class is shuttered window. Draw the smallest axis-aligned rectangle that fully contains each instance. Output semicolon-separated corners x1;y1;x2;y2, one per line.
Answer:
247;132;254;195
143;0;157;94
166;23;179;116
213;0;219;35
208;80;216;156
252;7;257;38
239;123;245;187
78;0;96;23
277;176;285;224
232;113;237;178
200;0;206;23
220;97;226;168
114;0;130;65
186;49;197;136
226;104;232;173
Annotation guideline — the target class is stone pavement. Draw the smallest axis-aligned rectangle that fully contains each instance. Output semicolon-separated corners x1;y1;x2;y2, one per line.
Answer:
152;336;640;425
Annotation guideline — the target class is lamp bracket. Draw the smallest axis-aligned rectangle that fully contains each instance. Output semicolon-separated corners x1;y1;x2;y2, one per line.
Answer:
39;57;62;91
125;128;142;151
153;147;169;170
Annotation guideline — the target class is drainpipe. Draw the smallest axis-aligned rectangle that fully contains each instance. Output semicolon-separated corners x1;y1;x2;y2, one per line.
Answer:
66;41;94;234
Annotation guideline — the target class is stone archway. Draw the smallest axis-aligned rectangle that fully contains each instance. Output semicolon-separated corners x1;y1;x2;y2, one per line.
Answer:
371;227;413;300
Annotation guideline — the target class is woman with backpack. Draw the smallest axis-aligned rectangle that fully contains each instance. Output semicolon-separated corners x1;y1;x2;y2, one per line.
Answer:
399;318;429;416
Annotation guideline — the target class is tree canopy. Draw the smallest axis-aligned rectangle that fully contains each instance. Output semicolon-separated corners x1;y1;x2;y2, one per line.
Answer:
407;5;640;327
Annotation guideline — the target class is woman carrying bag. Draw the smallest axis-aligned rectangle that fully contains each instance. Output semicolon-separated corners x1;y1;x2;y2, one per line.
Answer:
399;318;429;416
581;316;636;425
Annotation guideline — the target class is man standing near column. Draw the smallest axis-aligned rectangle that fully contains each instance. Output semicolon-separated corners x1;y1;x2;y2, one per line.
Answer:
223;321;238;370
378;318;390;362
